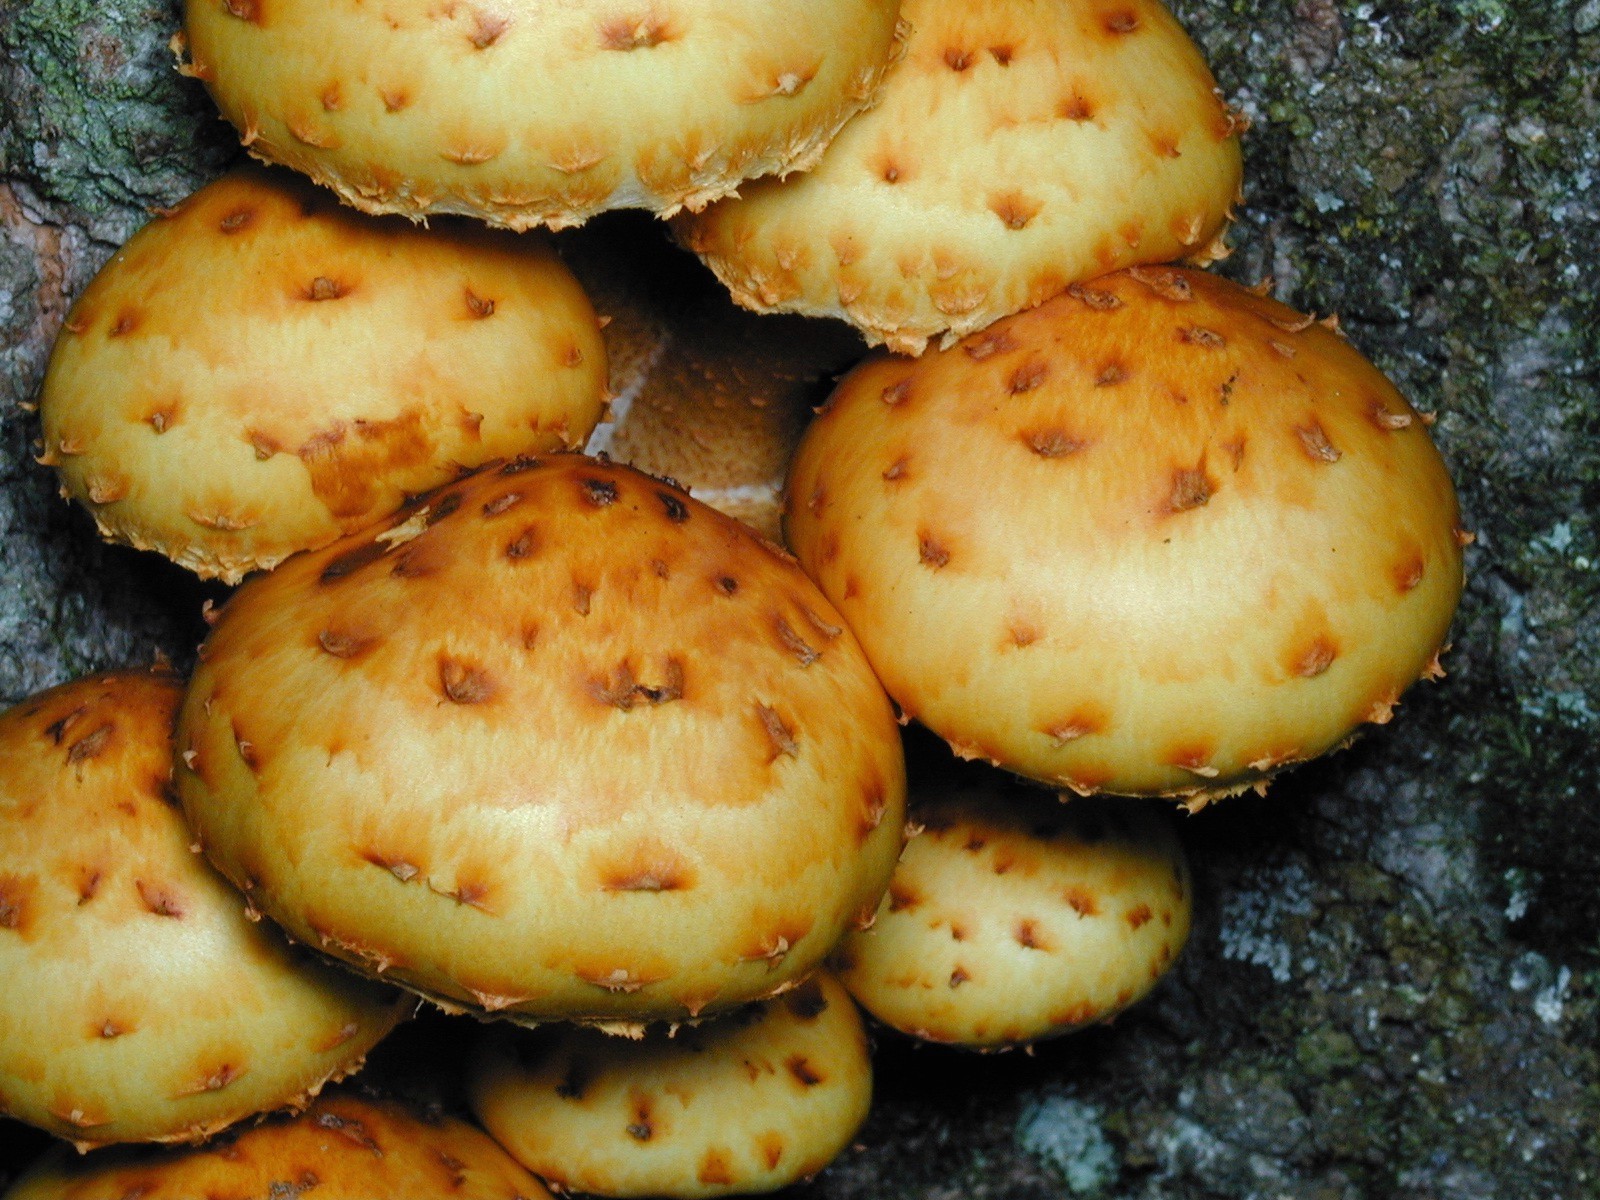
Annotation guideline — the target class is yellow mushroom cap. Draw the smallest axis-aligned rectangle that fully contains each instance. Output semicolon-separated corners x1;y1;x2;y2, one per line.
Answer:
0;673;409;1150
469;975;871;1197
784;268;1466;800
676;0;1243;353
40;164;607;583
3;1091;550;1199
835;780;1189;1049
180;0;907;230
176;455;906;1028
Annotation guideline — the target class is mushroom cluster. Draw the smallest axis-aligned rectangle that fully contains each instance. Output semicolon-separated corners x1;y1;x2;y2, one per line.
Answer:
3;0;1465;1194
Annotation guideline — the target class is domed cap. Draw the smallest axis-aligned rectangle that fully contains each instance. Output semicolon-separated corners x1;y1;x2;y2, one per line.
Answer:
784;268;1466;800
3;1091;549;1199
177;455;906;1027
180;0;907;230
40;165;607;583
0;673;409;1149
470;975;871;1197
677;0;1243;352
835;778;1189;1048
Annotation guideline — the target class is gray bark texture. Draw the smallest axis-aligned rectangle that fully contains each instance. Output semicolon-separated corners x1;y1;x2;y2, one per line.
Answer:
1;1;1597;1197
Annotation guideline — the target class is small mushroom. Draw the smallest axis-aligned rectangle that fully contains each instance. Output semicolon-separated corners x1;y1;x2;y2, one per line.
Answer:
835;775;1190;1049
469;975;871;1197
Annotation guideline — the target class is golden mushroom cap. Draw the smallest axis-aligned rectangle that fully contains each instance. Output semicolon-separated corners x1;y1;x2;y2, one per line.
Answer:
0;673;409;1150
39;165;607;584
676;0;1243;353
180;0;907;230
835;780;1190;1049
3;1091;550;1200
176;455;906;1028
784;268;1467;801
469;975;872;1197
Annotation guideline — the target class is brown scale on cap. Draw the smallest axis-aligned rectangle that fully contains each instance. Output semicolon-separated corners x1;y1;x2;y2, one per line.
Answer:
74;866;103;905
470;12;513;49
285;114;340;149
0;874;34;935
318;629;376;659
1168;464;1214;512
135;880;186;920
1394;554;1427;592
439;659;496;705
1296;420;1343;463
1293;636;1339;679
1008;359;1050;393
1102;7;1140;34
787;267;1464;798
600;14;676;52
1007;621;1041;649
989;192;1043;230
1013;919;1049;950
1095;361;1130;387
302;275;350;303
1058;91;1096;122
174;1062;244;1098
1022;428;1087;459
65;722;114;766
179;455;904;1027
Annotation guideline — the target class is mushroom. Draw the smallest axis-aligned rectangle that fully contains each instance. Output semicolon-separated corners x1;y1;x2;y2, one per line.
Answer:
833;773;1190;1049
177;0;908;230
469;975;872;1197
676;0;1244;353
783;268;1466;802
175;455;906;1028
0;672;410;1150
39;164;608;583
3;1091;549;1198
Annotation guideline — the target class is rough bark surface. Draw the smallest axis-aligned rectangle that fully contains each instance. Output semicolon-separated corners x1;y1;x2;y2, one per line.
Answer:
1;2;1596;1197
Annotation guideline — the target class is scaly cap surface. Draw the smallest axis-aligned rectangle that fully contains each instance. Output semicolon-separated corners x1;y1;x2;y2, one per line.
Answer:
677;0;1243;352
177;455;906;1026
836;781;1189;1048
40;165;606;583
785;269;1466;799
470;975;871;1197
181;0;906;229
0;673;408;1149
